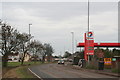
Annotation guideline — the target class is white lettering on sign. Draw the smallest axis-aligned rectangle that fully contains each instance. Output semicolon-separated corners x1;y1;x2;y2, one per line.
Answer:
87;53;94;55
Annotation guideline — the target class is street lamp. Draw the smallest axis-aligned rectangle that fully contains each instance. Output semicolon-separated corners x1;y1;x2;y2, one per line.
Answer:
71;32;74;55
29;24;32;45
29;24;32;36
28;24;32;55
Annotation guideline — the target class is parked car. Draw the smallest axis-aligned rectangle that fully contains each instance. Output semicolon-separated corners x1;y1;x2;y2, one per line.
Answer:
78;59;86;68
58;60;64;64
68;59;73;62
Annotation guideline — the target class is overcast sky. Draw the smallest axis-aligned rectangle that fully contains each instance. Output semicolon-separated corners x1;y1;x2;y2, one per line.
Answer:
1;1;118;56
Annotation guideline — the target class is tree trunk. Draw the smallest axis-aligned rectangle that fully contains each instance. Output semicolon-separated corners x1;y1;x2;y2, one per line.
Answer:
2;54;8;67
21;53;25;65
48;56;50;62
42;56;45;63
21;50;27;65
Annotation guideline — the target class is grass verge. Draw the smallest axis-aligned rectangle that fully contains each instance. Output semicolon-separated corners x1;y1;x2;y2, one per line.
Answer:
7;61;42;67
3;61;42;78
16;66;36;78
85;64;98;70
112;68;120;73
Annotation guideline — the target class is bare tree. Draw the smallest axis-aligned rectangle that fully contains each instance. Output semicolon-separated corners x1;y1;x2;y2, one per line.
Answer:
29;40;44;62
17;33;32;65
43;43;54;62
1;23;22;67
1;20;54;66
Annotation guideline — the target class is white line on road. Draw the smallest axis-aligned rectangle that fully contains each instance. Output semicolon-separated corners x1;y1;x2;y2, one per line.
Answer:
28;68;43;80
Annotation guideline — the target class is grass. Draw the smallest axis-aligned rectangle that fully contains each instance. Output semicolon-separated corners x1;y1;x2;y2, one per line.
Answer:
3;61;42;78
7;62;21;67
16;66;36;78
85;64;98;70
7;61;42;67
112;68;120;73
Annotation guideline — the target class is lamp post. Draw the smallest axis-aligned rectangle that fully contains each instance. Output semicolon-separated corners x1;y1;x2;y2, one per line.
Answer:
28;24;32;54
71;32;74;58
29;24;32;36
75;39;77;52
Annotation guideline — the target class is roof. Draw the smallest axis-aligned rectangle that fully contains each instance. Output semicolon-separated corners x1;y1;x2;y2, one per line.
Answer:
8;52;19;56
77;43;120;47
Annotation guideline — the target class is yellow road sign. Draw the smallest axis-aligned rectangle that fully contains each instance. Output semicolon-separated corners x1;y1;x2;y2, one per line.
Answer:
104;58;112;65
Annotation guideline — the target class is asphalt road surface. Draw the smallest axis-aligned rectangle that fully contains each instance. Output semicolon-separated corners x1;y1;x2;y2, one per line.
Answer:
29;63;118;80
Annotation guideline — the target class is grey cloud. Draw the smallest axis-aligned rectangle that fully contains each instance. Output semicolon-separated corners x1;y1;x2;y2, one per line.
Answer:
2;2;117;21
1;2;118;56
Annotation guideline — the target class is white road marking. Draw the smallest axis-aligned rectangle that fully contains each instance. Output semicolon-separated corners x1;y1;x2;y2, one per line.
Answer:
28;68;43;80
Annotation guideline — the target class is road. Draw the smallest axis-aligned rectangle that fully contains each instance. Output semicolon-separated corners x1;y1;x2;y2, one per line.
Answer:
29;63;118;80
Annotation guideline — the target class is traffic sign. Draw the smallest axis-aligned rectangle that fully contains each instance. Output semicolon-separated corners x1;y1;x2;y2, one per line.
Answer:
104;58;112;65
112;58;116;61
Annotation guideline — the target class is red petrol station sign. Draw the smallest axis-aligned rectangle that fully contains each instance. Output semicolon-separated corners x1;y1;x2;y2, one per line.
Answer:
77;32;120;61
84;32;94;60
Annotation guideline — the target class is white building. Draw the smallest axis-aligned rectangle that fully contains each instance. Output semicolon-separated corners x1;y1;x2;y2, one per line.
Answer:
8;53;20;62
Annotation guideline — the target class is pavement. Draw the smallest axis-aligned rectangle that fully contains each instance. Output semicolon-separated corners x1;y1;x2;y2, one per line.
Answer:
72;65;120;77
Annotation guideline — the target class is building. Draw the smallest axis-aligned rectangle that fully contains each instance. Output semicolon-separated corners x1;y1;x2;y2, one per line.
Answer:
8;52;32;62
8;52;20;62
45;56;53;62
19;53;32;62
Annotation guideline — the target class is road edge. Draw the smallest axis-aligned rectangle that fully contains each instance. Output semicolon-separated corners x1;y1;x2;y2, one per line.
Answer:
28;68;43;80
72;65;120;77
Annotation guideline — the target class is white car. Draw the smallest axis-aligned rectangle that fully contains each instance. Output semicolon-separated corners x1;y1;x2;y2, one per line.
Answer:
58;60;64;64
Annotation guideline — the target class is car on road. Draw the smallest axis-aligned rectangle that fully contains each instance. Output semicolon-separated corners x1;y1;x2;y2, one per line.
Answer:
58;60;64;64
